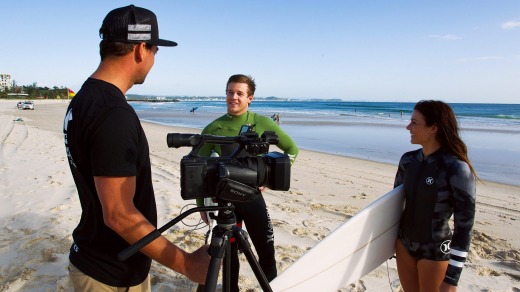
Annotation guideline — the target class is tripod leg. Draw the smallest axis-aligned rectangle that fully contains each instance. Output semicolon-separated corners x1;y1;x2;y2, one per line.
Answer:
234;227;273;292
204;255;223;291
222;240;231;292
203;228;232;292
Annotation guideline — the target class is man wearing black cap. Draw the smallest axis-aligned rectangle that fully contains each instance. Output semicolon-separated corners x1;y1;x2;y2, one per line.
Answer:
63;5;210;290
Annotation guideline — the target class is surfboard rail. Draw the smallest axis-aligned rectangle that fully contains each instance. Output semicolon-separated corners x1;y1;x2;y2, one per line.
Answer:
270;185;405;291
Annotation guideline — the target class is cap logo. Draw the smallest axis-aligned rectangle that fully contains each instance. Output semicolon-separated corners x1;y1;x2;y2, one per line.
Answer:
128;24;151;32
128;24;152;41
128;33;151;41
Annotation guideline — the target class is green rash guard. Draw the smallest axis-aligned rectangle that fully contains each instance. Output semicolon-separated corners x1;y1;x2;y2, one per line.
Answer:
198;111;298;163
196;111;299;206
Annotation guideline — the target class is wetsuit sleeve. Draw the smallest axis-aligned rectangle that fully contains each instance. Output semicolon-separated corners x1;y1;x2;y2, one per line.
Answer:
276;132;298;165
263;118;298;164
394;154;406;188
444;161;476;286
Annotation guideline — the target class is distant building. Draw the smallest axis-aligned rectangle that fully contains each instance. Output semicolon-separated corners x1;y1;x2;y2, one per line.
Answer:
0;74;13;91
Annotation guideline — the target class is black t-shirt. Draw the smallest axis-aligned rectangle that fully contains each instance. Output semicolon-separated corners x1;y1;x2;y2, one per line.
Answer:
63;78;156;286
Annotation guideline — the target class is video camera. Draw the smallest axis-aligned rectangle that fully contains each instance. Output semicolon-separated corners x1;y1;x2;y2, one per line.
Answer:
167;126;291;203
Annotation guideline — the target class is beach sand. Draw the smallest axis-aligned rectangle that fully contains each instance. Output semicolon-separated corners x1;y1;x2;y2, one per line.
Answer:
1;99;519;291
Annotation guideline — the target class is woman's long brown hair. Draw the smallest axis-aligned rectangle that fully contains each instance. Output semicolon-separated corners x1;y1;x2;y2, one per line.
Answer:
414;100;479;179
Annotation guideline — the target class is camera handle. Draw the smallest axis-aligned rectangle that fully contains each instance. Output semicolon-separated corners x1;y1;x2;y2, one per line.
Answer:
117;205;231;261
199;203;273;292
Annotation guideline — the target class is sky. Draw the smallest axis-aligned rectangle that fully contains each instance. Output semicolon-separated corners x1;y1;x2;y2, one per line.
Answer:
2;1;519;103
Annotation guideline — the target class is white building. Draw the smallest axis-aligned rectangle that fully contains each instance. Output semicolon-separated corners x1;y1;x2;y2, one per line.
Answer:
0;74;13;91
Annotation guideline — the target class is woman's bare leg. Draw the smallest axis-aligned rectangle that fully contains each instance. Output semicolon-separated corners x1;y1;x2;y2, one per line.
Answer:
417;259;449;292
395;239;419;292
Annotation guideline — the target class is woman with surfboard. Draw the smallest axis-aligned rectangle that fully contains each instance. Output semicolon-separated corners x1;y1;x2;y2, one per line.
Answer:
394;100;477;291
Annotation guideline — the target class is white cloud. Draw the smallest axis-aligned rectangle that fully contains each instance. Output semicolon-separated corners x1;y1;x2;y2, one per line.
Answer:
429;34;461;41
501;21;520;29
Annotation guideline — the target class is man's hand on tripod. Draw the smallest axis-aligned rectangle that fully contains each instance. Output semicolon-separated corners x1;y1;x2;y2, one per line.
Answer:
184;244;211;284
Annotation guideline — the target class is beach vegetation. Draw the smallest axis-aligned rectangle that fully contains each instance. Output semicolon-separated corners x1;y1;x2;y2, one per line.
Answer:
0;83;68;99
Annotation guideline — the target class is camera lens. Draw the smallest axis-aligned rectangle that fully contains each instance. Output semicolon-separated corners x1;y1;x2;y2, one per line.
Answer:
167;133;200;148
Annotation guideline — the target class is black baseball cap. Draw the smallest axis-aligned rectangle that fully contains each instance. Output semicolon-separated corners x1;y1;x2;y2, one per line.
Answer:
99;5;177;47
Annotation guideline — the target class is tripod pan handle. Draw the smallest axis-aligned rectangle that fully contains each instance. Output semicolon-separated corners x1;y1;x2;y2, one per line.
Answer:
117;229;161;261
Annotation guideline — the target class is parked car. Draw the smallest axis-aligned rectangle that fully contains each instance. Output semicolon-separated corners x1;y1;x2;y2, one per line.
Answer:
22;101;34;110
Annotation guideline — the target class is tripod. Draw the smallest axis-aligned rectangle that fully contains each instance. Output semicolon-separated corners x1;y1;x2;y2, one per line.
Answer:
200;201;273;292
118;203;273;292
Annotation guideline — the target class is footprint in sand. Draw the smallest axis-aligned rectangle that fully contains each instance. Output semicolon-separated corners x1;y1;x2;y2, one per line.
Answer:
351;193;367;199
292;228;308;237
476;266;501;276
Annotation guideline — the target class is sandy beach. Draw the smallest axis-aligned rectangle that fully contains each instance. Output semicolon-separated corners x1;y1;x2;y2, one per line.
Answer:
1;99;519;291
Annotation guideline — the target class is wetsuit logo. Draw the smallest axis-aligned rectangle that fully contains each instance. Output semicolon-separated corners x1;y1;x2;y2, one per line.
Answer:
425;177;434;185
440;240;451;254
266;210;274;243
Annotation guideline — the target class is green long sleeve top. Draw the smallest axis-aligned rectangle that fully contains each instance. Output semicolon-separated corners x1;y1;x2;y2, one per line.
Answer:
198;111;298;164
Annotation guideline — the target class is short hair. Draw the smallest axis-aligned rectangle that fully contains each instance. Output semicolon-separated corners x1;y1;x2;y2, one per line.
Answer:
226;74;256;96
99;41;154;60
99;40;135;60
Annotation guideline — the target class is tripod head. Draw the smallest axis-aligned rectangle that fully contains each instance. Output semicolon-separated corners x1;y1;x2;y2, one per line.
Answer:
207;200;238;227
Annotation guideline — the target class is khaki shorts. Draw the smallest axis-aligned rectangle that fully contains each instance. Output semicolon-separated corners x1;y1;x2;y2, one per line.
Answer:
68;262;151;292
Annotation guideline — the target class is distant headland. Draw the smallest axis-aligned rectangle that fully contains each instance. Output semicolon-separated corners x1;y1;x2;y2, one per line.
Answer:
125;94;342;102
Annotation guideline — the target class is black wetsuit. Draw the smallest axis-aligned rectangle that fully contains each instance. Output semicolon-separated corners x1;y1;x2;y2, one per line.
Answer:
198;111;298;291
394;148;476;286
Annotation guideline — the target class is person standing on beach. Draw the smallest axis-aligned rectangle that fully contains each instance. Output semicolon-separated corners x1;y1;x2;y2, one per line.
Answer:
394;100;477;291
62;5;210;290
197;74;298;291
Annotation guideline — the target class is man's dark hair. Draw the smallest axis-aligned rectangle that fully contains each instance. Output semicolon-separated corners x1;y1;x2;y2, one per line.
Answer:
99;40;135;60
226;74;256;96
99;41;155;60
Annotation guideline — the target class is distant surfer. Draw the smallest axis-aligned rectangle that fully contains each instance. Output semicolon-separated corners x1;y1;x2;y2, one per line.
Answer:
271;112;280;124
394;100;477;291
190;106;198;114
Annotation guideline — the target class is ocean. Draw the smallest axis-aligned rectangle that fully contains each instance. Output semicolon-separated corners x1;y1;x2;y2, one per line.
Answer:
131;100;520;186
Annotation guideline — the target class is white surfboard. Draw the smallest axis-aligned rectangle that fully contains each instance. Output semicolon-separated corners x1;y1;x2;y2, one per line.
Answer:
270;185;405;292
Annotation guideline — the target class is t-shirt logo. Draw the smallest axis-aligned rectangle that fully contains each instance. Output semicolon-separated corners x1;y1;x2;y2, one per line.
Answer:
63;108;77;168
425;177;434;185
